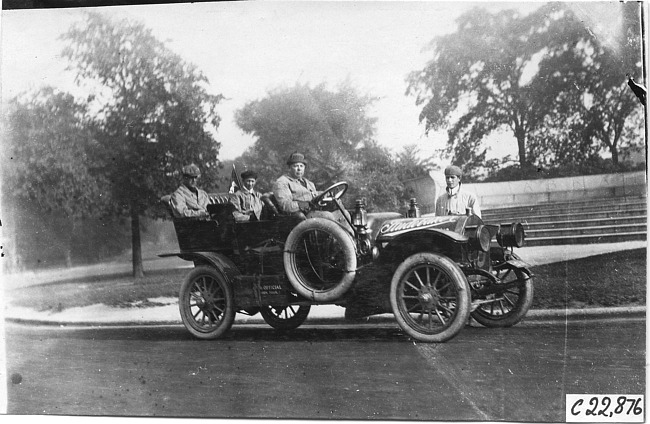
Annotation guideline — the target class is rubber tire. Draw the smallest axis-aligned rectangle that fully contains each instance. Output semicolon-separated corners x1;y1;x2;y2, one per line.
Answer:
260;304;311;330
284;217;357;302
471;268;534;328
179;266;236;340
390;252;470;343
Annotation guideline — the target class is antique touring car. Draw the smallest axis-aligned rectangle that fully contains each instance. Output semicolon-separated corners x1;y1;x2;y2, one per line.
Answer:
161;181;532;343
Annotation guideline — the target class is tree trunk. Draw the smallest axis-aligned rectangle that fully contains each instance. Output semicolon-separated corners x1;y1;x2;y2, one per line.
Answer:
131;202;144;278
64;248;73;268
611;127;621;166
515;126;532;173
4;197;22;272
611;146;619;165
64;218;75;268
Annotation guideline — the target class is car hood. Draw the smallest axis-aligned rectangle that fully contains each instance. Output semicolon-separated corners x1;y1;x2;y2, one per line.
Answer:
366;212;403;241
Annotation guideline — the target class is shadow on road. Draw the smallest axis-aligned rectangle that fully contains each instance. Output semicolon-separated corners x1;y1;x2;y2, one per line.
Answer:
20;323;420;343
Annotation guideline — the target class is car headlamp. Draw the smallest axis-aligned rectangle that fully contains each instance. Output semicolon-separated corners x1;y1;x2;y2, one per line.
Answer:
465;224;491;252
497;222;525;248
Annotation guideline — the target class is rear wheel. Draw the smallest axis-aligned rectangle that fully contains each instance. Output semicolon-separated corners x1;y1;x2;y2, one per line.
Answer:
390;252;470;343
179;266;235;339
260;304;311;330
470;267;533;328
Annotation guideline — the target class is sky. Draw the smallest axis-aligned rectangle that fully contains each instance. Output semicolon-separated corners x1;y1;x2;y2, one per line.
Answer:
0;1;634;162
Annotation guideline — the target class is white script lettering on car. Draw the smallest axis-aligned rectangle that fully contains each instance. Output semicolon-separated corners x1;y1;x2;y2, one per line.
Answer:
379;217;456;235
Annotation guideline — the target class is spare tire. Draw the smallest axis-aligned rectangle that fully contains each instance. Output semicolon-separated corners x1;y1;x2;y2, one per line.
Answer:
284;217;357;302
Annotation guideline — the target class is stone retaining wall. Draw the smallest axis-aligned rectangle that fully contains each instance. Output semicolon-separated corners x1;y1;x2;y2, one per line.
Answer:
406;171;647;210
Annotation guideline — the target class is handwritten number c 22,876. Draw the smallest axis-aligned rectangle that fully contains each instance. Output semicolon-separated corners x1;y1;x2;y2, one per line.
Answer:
570;396;643;417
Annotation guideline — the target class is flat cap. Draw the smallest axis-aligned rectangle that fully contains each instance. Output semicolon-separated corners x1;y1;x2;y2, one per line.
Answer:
287;152;306;165
444;165;463;177
182;164;201;177
241;170;258;180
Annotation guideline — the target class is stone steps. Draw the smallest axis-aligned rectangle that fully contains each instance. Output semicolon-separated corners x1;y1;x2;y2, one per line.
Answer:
482;198;646;219
484;208;647;224
523;231;647;246
525;216;647;230
482;196;647;246
528;223;647;238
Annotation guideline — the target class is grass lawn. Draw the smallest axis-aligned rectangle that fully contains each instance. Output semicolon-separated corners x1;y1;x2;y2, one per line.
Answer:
7;269;187;312
531;248;646;309
6;248;646;312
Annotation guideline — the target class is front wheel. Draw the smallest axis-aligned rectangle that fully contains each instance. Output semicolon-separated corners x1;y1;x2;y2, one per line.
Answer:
390;252;470;343
260;304;311;330
470;267;533;328
179;266;235;339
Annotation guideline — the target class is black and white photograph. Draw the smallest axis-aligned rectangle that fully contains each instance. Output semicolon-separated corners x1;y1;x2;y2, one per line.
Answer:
1;0;646;421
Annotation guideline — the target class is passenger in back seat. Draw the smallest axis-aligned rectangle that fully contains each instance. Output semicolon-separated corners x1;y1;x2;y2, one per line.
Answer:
231;170;263;222
170;164;211;219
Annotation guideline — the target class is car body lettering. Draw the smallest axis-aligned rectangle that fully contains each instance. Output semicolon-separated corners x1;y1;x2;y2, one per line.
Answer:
379;216;456;235
260;284;283;291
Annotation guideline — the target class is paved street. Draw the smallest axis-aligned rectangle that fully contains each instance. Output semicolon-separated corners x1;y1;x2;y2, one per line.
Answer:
5;317;645;420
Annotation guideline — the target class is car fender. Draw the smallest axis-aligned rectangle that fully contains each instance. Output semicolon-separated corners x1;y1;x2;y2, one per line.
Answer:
162;251;241;282
495;257;533;279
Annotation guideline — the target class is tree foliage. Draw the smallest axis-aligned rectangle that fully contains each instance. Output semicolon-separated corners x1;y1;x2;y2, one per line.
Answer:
407;3;644;178
346;141;409;212
395;144;437;182
236;81;376;185
235;82;415;211
1;87;127;268
60;12;225;276
575;2;644;165
3;87;109;218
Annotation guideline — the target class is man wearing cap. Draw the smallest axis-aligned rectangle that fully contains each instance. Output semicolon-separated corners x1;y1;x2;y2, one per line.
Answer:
170;164;211;219
435;165;481;218
231;170;263;222
273;152;320;216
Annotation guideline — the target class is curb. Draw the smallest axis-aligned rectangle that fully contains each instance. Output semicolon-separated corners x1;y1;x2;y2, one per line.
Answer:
525;306;646;320
4;306;645;328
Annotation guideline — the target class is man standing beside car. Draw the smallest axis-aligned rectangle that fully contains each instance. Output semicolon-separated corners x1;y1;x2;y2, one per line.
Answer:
435;165;481;218
273;152;320;216
231;169;263;222
170;163;211;219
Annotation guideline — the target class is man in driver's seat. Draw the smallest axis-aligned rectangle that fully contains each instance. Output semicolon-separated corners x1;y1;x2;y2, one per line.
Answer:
273;152;320;217
273;151;351;227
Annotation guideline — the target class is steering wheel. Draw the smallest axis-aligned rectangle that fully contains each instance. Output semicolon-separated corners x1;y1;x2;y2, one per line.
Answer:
311;181;349;208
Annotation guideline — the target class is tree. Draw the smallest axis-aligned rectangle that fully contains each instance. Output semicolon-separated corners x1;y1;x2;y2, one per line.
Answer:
576;2;644;166
525;3;644;169
2;87;111;267
235;81;377;185
405;3;628;177
348;141;409;212
395;144;436;182
60;12;224;277
235;81;410;210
